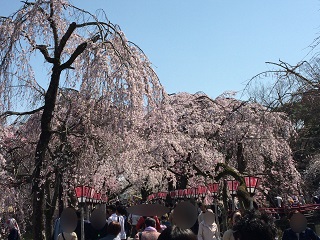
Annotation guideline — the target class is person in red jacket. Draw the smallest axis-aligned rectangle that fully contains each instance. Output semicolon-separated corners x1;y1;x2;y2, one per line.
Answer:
136;216;161;232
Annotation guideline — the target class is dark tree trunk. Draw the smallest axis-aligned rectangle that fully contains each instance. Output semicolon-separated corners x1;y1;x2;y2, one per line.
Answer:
176;175;188;190
44;171;63;239
221;180;229;232
58;173;64;216
141;186;151;202
236;142;246;174
30;17;87;238
167;177;174;191
45;182;52;240
32;65;61;240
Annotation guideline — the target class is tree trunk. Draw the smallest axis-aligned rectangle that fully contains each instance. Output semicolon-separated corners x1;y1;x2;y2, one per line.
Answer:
45;183;52;240
167;177;174;191
221;180;229;232
176;175;188;190
33;188;45;239
141;187;148;202
44;173;62;240
32;65;61;240
236;142;246;174
58;173;64;216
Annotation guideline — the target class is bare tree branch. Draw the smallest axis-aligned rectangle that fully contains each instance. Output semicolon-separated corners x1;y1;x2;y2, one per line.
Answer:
60;42;87;70
0;106;44;118
36;45;55;63
57;22;77;56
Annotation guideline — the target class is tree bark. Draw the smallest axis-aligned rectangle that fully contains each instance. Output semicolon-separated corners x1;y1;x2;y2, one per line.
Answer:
176;175;188;190
236;142;246;174
32;65;61;240
45;182;52;240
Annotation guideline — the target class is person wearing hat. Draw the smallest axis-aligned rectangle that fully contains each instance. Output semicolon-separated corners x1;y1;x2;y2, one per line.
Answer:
198;209;219;240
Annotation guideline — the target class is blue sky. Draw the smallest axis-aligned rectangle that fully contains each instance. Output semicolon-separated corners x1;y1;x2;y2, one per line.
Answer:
2;0;320;99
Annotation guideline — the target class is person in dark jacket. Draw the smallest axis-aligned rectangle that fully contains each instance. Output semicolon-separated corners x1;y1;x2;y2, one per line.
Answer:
6;218;20;240
282;211;319;240
282;228;320;240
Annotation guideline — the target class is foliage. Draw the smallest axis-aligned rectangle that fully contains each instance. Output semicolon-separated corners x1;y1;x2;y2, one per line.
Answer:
246;58;320;196
304;154;320;195
0;0;164;238
143;92;300;198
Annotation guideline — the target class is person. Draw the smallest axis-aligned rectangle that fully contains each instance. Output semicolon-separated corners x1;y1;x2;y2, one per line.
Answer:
275;196;283;208
129;213;140;238
198;209;219;240
136;216;161;232
135;217;160;240
299;195;306;205
99;221;121;240
313;196;320;204
232;210;277;240
223;211;242;240
160;214;171;231
6;218;20;240
116;206;130;237
53;217;63;240
292;195;299;207
107;205;126;240
198;203;207;225
287;196;294;207
158;226;197;240
282;211;320;240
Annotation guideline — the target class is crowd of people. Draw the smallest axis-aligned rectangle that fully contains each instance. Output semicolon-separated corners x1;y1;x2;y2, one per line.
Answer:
49;201;320;240
272;194;320;208
2;201;320;240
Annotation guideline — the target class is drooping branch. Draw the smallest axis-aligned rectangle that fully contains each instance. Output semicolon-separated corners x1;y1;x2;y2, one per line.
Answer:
76;21;117;33
208;101;248;142
265;60;315;86
76;21;131;53
0;106;44;118
29;2;59;56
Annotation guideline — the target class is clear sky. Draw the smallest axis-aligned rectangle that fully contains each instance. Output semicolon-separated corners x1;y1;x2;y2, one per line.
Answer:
2;0;320;99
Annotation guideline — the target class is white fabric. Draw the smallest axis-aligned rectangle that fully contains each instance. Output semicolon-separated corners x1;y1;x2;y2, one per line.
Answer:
108;213;126;239
198;220;219;240
129;214;140;225
198;212;205;226
223;229;235;240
